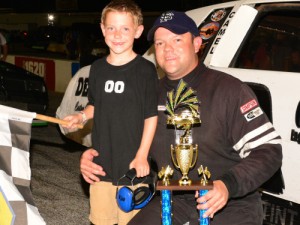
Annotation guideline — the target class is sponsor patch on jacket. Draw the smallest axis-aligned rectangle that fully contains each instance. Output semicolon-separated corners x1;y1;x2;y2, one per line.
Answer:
158;105;166;111
240;99;258;114
244;107;263;122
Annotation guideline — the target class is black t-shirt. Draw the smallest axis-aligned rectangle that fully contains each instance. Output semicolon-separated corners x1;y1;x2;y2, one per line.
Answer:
88;55;158;185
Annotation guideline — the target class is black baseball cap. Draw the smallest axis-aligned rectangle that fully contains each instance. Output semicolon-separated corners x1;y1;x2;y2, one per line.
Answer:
147;10;199;41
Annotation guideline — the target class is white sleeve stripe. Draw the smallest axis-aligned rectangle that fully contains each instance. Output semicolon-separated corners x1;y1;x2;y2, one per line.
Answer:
233;122;274;151
268;139;282;145
238;131;280;158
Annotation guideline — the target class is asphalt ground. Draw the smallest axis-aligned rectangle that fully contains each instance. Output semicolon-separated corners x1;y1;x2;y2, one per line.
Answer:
30;91;91;225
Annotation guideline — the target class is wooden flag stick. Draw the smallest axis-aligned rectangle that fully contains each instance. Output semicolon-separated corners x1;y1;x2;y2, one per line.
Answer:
35;114;83;129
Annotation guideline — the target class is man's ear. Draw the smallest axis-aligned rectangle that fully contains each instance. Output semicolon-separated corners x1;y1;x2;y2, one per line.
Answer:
135;25;144;39
193;36;202;53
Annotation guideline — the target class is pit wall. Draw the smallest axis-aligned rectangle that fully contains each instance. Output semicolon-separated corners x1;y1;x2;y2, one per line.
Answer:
7;55;80;93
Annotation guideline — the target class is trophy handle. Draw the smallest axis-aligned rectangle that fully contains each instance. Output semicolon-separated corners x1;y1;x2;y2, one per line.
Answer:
170;144;180;169
190;144;198;168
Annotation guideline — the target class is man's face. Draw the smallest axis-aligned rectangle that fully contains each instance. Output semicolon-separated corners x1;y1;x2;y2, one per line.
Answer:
153;27;201;80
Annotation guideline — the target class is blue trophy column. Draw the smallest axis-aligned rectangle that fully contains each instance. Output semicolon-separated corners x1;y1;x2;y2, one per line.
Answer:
199;189;210;225
161;190;172;225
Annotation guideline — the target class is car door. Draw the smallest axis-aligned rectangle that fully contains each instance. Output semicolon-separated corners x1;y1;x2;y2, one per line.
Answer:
197;1;300;224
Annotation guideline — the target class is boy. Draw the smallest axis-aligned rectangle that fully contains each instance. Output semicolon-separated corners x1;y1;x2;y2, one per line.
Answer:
63;1;158;224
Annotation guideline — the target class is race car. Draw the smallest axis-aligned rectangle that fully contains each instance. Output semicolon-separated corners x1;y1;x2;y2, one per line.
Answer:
0;60;48;114
143;0;300;224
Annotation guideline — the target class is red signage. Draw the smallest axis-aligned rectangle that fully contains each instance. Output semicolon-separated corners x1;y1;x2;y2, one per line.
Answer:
15;56;55;91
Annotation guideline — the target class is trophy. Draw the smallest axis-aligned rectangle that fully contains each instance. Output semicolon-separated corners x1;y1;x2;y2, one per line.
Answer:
157;80;213;225
166;79;201;185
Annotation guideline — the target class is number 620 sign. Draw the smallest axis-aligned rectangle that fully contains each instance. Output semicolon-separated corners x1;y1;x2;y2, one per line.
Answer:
15;56;55;91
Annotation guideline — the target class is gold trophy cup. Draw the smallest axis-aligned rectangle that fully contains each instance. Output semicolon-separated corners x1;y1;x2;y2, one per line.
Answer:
166;80;201;186
171;142;198;185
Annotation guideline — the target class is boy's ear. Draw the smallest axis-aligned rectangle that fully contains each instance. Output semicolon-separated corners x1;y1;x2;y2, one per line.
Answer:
134;25;144;39
100;23;106;36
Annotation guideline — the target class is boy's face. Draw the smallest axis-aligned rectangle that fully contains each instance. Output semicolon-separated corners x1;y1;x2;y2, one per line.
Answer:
101;11;143;56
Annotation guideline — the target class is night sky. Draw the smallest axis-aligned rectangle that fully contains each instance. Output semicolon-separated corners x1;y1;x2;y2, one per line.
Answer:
0;0;225;13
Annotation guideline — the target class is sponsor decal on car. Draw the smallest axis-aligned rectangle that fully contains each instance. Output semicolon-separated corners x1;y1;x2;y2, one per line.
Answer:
211;9;227;22
200;22;220;40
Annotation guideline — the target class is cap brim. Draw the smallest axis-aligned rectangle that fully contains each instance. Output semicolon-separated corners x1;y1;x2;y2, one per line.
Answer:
147;24;191;42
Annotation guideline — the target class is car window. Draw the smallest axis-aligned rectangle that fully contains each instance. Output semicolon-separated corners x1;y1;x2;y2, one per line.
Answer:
233;4;300;72
197;7;233;62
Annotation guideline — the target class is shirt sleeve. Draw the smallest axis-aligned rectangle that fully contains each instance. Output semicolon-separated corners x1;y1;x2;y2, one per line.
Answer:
219;83;282;198
143;62;159;119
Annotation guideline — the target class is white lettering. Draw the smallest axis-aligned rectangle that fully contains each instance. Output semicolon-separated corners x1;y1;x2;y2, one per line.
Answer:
23;61;45;77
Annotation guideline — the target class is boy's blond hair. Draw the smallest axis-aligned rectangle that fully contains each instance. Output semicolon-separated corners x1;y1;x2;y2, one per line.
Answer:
101;0;143;26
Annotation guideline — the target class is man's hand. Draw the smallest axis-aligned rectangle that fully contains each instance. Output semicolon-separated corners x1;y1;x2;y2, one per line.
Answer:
196;180;229;218
80;148;106;184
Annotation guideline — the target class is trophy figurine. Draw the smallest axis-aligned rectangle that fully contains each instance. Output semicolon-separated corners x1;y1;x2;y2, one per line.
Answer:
198;165;211;225
158;165;174;186
166;79;201;185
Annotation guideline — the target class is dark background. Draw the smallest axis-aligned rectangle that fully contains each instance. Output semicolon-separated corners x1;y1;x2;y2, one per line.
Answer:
0;0;231;64
0;0;228;13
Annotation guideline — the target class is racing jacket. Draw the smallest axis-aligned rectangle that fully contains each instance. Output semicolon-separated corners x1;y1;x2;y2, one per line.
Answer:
150;62;282;224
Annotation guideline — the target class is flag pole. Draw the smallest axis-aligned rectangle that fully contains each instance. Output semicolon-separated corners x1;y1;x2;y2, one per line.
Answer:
35;114;84;129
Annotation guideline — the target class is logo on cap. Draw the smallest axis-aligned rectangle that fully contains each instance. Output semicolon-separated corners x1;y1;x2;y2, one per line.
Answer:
160;12;174;23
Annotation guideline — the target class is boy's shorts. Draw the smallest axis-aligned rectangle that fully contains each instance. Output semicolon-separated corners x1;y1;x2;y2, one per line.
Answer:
89;181;144;225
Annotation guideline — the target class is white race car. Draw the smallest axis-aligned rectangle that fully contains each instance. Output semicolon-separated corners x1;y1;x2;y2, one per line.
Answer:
58;1;300;223
143;0;300;224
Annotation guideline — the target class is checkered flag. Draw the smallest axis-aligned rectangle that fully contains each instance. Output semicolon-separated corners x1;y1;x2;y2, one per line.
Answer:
0;105;46;225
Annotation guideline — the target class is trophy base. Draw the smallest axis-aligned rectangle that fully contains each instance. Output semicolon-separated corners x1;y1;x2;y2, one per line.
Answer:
179;179;192;186
157;180;213;191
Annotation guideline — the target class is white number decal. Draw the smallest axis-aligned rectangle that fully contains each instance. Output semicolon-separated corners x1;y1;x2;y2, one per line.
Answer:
104;80;124;93
105;80;115;93
114;81;124;93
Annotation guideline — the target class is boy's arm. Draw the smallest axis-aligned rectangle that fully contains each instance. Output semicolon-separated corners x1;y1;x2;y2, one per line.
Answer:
81;104;94;121
130;115;158;177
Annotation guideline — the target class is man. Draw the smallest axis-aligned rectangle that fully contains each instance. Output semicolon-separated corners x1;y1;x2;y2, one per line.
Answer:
0;32;8;61
80;11;282;225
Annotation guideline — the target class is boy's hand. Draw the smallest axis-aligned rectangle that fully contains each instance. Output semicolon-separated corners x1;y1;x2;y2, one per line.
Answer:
62;113;82;129
129;157;149;178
